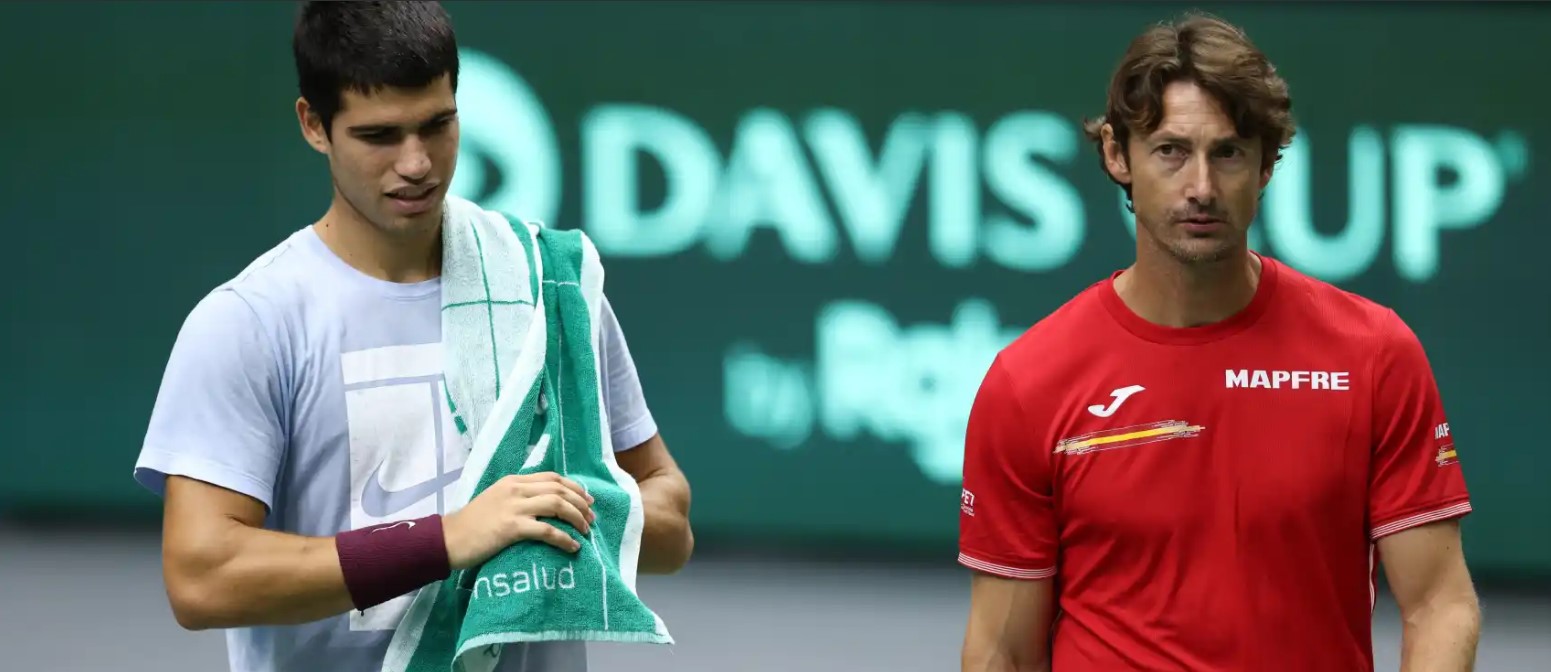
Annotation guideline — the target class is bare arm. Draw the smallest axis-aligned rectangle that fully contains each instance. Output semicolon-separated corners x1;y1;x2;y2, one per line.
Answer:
962;573;1056;672
1378;519;1480;672
615;433;693;574
161;476;355;630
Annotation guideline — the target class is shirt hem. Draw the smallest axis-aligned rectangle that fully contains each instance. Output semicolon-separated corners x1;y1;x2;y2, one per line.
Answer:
611;415;659;453
1370;500;1472;540
957;552;1057;580
133;448;277;511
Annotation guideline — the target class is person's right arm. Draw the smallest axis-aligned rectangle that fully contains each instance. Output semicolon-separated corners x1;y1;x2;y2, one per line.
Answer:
162;472;597;630
964;574;1056;672
137;290;595;630
161;475;353;629
958;357;1060;672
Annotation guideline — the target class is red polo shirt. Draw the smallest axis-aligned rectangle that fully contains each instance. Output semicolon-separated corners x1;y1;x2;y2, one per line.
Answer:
958;254;1471;671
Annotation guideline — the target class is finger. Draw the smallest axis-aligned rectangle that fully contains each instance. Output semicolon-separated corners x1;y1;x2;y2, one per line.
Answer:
557;486;596;523
517;479;595;516
524;494;591;535
550;496;593;534
556;476;595;505
518;519;581;553
507;472;561;486
531;483;594;523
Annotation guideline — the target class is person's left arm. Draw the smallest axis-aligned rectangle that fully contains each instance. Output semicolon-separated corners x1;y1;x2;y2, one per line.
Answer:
1377;520;1479;672
597;295;694;574
616;433;694;574
1368;309;1479;672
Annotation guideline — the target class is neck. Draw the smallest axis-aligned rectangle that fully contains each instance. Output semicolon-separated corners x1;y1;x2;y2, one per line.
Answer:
312;194;442;284
1114;243;1261;329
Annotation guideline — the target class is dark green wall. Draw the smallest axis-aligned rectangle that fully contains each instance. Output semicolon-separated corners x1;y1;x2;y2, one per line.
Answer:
3;1;1547;577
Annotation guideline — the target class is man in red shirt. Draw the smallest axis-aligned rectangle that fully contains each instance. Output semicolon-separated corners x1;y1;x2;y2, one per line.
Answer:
958;13;1481;672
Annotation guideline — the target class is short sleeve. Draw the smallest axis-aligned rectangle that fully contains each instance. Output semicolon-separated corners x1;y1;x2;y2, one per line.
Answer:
957;357;1058;580
133;289;286;510
1367;310;1471;540
597;294;659;452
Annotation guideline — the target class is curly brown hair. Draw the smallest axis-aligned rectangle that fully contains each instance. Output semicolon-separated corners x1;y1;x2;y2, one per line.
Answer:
1083;13;1296;208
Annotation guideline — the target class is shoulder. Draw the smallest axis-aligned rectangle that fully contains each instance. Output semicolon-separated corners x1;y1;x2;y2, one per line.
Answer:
1264;255;1407;348
988;279;1114;398
167;228;327;370
1004;279;1112;355
206;228;323;327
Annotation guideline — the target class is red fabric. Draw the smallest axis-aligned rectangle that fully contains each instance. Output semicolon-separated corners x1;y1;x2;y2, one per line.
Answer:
959;254;1470;671
336;514;452;611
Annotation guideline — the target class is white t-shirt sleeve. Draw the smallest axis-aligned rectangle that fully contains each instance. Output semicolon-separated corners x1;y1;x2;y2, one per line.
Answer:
597;294;659;452
134;289;287;511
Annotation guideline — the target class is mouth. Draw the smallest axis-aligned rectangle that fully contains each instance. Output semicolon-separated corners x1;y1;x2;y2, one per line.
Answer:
386;184;441;215
1179;216;1224;233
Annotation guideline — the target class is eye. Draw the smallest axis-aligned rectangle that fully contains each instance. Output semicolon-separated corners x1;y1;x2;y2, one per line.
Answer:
359;131;398;145
422;118;453;135
1215;145;1245;159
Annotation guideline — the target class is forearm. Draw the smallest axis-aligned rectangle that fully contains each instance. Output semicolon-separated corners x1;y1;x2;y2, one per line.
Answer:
634;472;693;574
169;522;356;630
1399;597;1481;672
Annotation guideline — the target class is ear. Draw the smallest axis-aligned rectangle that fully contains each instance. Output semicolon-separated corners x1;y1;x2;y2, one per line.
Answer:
296;97;330;155
1100;123;1132;187
1259;163;1275;191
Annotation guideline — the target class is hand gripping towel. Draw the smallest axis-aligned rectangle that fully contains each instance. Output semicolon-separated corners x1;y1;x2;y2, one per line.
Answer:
381;195;673;672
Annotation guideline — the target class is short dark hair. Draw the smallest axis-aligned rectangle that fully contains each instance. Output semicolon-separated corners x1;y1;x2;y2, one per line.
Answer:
1083;13;1295;208
292;1;460;137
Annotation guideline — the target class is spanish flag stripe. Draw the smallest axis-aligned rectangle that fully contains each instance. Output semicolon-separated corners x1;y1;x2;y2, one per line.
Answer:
1064;425;1203;450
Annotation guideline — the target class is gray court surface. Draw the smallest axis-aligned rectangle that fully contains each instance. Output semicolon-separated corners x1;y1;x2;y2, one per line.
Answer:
2;524;1547;671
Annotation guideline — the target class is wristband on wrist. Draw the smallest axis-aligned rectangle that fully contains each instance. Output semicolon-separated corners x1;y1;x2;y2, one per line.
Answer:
335;514;452;612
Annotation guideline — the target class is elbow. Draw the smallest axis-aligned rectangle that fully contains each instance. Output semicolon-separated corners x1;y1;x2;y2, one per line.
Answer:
166;576;231;631
670;523;696;573
645;518;695;575
638;472;694;574
1401;589;1481;635
961;648;1050;672
962;627;1051;672
665;503;696;573
163;546;242;631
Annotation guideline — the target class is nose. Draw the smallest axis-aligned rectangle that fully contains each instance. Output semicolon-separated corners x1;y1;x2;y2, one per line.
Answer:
395;136;432;182
1183;153;1216;205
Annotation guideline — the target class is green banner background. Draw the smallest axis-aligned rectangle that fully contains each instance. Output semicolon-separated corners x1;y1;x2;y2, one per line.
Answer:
3;2;1547;578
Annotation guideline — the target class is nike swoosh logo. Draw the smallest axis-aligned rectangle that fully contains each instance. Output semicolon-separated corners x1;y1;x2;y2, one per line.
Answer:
1088;384;1146;418
362;461;464;518
369;520;416;534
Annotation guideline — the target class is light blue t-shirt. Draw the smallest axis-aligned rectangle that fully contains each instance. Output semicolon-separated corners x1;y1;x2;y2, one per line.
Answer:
134;225;659;672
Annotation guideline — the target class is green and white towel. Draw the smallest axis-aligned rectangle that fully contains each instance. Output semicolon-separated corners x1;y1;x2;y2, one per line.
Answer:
382;195;673;672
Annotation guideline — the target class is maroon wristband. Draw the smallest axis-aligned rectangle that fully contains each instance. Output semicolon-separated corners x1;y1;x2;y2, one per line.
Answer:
336;514;452;612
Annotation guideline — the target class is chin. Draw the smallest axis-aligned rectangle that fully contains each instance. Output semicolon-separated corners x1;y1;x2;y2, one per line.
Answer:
1165;238;1239;265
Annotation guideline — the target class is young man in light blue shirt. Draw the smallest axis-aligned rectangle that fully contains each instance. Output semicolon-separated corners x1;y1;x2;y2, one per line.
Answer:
133;3;693;670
